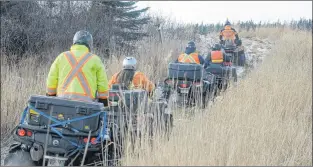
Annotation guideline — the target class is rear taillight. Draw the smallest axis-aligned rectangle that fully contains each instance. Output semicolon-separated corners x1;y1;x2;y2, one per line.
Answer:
223;62;232;66
180;83;188;88
166;79;173;85
83;137;97;145
109;101;118;106
17;129;26;136
26;130;32;137
109;92;117;97
193;82;201;87
91;137;97;144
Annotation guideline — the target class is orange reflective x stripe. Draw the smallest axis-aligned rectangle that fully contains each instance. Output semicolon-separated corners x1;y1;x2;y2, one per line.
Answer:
59;51;94;99
181;53;197;63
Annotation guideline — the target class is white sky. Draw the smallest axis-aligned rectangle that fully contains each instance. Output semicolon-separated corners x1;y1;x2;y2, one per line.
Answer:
137;1;312;24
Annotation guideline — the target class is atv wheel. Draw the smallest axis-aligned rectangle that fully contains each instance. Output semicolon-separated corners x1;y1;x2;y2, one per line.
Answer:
163;114;173;140
238;54;246;66
201;92;210;109
4;149;36;166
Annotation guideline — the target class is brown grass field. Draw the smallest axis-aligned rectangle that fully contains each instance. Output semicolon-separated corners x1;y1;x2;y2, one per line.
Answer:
1;28;312;166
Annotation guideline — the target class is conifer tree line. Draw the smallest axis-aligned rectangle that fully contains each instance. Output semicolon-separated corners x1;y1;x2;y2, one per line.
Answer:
1;1;312;58
197;19;312;35
1;1;149;56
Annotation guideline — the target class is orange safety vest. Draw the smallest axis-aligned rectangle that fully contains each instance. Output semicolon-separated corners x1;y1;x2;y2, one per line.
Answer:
220;25;236;40
211;51;224;63
177;52;200;64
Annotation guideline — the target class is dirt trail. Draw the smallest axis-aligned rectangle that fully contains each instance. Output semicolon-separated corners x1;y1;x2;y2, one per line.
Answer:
197;33;273;78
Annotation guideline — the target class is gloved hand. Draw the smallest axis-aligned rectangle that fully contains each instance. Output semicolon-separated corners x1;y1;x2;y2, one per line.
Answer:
98;98;109;107
46;93;56;97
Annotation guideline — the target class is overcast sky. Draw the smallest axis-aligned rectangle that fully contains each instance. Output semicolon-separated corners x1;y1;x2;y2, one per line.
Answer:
137;1;312;24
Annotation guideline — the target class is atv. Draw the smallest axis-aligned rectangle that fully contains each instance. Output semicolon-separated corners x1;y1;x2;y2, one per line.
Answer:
4;95;116;166
205;60;237;93
148;83;174;140
108;84;151;152
221;39;246;67
163;62;216;108
108;84;173;146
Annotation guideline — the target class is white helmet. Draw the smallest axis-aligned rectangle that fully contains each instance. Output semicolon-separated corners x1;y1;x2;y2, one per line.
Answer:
122;57;137;70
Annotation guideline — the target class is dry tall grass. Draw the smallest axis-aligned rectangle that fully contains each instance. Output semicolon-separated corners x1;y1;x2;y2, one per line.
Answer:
1;28;311;166
122;30;312;166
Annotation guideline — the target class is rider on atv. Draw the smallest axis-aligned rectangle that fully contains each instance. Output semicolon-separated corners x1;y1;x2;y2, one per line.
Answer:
5;31;115;166
205;43;232;66
175;41;206;66
46;30;110;106
108;57;172;139
219;19;240;46
108;57;155;95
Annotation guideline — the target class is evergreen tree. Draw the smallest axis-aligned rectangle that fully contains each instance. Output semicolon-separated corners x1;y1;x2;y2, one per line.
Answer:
1;1;46;55
89;1;150;52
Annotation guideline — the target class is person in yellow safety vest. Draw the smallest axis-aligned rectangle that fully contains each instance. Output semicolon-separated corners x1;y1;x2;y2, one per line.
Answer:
46;30;110;106
108;57;155;95
219;19;240;45
205;43;230;65
176;41;205;65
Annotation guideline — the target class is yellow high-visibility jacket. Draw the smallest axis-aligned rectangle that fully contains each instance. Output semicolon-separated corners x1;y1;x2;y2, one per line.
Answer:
46;45;109;102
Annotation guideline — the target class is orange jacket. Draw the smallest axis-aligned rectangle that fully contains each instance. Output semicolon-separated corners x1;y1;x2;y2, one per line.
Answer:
177;52;201;64
220;25;238;40
108;71;155;92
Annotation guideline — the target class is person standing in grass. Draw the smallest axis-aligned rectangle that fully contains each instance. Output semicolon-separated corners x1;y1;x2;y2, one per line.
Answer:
46;30;109;106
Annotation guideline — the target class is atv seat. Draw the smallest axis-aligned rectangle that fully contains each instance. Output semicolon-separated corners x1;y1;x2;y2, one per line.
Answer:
109;85;148;114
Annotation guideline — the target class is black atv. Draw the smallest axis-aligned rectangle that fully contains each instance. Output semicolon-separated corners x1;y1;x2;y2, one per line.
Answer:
205;61;237;93
163;62;216;108
221;39;246;67
108;84;173;146
4;95;117;166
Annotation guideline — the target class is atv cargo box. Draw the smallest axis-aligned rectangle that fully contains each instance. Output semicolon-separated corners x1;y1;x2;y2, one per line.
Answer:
121;89;148;110
168;63;204;81
27;95;104;133
109;87;148;112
